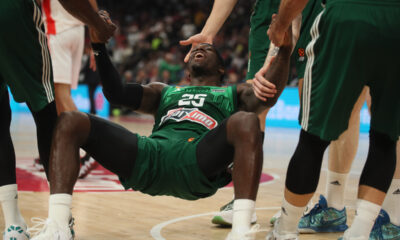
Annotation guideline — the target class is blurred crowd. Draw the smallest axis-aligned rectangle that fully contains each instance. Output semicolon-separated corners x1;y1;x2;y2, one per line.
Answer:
95;0;256;86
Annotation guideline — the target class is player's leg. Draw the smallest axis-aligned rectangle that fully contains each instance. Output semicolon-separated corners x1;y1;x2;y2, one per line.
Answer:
268;4;374;238
197;111;263;239
369;142;400;239
54;83;77;113
0;0;57;238
1;0;59;177
27;102;58;176
341;1;400;238
0;87;29;239
324;1;399;239
326;87;367;209
49;26;85;114
246;0;278;134
211;0;277;226
31;111;139;239
296;87;368;233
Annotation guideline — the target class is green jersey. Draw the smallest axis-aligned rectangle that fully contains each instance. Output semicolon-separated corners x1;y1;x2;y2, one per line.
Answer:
121;85;238;200
152;85;238;135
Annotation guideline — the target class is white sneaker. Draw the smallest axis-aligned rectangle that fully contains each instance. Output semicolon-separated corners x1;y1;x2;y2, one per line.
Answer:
340;229;369;240
265;230;299;240
211;200;257;226
270;200;313;226
29;218;73;240
266;219;299;240
270;211;282;226
3;224;30;240
226;224;262;240
78;157;98;179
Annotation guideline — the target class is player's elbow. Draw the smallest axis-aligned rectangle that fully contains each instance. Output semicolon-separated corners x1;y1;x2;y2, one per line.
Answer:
264;96;278;108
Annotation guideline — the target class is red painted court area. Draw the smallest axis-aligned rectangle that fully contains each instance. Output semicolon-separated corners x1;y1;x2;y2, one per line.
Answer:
16;158;274;192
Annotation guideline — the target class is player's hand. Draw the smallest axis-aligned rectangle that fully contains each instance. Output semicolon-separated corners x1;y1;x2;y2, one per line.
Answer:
252;56;277;102
267;14;287;47
180;33;213;63
90;10;117;43
282;24;294;49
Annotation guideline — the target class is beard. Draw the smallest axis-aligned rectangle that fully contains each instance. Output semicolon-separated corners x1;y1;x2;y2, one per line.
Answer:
189;62;216;79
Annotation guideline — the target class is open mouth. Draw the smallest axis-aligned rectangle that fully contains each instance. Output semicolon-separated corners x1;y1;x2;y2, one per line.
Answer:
194;52;205;60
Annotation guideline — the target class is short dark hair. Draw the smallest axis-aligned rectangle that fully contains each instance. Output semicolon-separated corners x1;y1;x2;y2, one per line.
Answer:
215;48;225;69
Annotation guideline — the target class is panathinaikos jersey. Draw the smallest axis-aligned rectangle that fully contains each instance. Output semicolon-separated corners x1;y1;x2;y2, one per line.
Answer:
152;86;238;135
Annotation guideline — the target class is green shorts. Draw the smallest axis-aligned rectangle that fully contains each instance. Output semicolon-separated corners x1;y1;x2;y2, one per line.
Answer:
246;0;280;80
300;0;400;141
0;0;54;112
293;0;323;79
120;128;232;201
246;0;323;80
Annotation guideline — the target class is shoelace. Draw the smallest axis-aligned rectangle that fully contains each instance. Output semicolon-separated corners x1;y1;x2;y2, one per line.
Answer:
220;200;234;211
307;201;325;225
28;218;48;237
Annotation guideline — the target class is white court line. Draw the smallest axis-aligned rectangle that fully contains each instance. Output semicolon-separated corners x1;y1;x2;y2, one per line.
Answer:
150;207;280;240
261;173;280;186
150;169;358;239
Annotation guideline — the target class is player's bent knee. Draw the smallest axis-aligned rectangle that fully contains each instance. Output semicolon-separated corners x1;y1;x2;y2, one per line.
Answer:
265;96;279;108
55;111;89;141
228;111;261;142
359;130;397;192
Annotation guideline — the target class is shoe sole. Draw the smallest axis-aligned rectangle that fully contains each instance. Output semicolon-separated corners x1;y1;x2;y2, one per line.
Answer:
211;216;232;227
298;224;348;233
211;216;257;227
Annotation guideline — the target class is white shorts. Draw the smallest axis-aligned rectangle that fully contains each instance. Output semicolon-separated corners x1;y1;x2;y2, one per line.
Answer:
48;25;84;89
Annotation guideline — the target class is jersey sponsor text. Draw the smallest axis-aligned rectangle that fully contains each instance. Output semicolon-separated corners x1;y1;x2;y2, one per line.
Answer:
160;108;218;130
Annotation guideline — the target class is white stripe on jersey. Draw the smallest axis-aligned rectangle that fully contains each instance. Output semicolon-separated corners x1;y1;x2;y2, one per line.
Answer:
33;0;54;103
302;10;324;130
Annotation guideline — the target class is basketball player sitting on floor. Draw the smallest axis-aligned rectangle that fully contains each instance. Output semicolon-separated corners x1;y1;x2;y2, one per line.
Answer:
30;16;294;240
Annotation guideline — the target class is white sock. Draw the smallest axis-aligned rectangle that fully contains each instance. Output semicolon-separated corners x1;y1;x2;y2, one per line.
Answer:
344;200;381;239
0;184;26;228
326;170;348;210
277;198;305;235
231;199;255;234
49;194;72;227
382;179;400;226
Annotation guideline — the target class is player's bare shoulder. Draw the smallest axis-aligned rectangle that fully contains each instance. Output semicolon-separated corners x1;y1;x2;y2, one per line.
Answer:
145;82;169;93
138;82;168;115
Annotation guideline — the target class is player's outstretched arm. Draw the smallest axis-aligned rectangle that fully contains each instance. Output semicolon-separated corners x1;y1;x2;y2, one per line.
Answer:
180;0;238;62
237;27;293;114
91;43;166;115
268;0;308;46
249;15;301;101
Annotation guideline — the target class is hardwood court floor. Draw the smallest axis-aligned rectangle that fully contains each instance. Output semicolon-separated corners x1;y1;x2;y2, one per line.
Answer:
1;113;370;240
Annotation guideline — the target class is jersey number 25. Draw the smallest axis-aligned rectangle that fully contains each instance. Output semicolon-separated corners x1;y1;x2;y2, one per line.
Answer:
178;94;207;107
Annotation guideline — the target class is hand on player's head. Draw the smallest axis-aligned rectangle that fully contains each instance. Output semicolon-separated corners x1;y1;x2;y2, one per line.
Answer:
90;10;117;43
180;33;213;63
